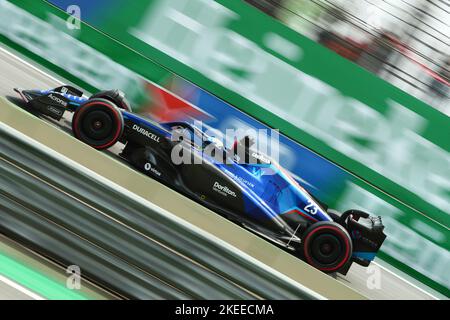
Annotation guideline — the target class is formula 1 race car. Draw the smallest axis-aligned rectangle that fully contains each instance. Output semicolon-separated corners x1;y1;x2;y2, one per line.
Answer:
14;85;386;275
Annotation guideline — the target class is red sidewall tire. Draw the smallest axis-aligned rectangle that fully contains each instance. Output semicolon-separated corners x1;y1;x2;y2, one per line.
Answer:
72;99;124;150
89;91;132;112
302;222;352;273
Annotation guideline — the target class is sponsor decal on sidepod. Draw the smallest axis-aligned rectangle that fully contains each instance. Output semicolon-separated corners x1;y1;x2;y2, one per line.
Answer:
132;124;161;143
213;181;237;198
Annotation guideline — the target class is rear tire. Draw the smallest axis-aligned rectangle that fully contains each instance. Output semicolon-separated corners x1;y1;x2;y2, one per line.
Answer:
302;221;352;273
72;98;124;150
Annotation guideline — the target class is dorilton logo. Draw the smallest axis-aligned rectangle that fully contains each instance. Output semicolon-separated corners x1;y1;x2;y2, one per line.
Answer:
132;124;161;143
213;181;236;197
252;152;271;164
48;94;67;107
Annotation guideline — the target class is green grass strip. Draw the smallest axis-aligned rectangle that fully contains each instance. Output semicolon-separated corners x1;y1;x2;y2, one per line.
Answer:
0;252;89;300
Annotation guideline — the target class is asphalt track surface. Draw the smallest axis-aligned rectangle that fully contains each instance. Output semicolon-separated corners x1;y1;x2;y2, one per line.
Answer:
0;46;440;300
0;271;42;300
0;277;39;300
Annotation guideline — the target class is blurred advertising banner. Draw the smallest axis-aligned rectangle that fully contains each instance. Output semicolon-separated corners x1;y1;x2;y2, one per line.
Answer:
1;0;448;295
42;0;449;224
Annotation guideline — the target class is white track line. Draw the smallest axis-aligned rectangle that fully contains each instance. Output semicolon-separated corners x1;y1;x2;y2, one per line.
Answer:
0;46;62;84
0;274;45;300
373;262;440;300
1;45;443;300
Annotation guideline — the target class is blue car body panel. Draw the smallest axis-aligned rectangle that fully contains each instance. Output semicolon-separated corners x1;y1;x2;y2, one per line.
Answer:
17;87;385;269
27;88;334;229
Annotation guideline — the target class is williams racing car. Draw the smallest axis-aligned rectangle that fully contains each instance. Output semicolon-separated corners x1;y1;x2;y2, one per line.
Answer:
14;85;386;275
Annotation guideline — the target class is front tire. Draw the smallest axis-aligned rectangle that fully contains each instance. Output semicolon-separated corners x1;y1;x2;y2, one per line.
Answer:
302;221;352;273
72;98;124;150
89;89;132;112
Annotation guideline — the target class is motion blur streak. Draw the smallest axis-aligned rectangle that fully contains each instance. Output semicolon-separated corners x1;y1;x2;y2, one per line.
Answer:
0;46;442;300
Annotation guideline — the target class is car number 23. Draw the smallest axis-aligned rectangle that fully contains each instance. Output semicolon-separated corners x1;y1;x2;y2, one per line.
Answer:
304;200;318;215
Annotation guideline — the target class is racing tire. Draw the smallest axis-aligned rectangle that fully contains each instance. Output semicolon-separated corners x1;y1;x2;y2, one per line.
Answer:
89;90;132;112
302;221;352;273
72;98;124;150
